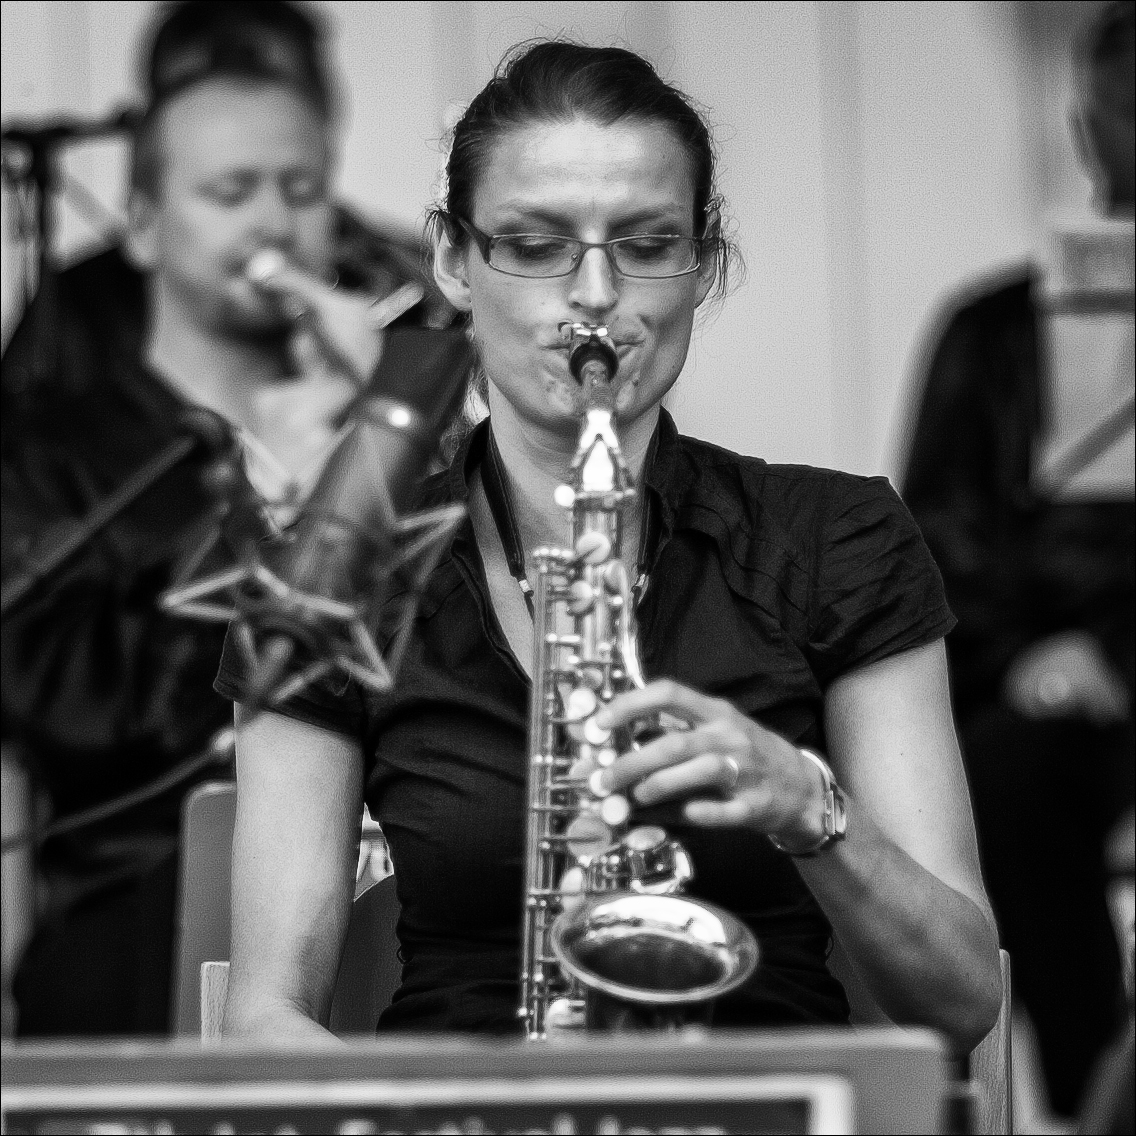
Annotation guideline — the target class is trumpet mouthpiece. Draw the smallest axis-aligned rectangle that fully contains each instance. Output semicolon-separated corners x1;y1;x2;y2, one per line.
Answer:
246;248;289;286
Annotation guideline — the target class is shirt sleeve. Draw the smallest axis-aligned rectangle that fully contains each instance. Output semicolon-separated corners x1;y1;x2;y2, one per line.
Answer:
806;474;956;687
213;624;368;740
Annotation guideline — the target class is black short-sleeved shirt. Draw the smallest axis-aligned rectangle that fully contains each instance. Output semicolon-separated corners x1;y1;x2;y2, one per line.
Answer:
216;410;955;1034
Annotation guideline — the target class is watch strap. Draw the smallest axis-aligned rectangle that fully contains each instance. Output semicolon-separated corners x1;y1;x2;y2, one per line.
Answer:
768;747;847;858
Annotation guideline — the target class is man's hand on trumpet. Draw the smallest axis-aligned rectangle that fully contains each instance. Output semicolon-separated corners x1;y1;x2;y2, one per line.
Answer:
246;249;424;386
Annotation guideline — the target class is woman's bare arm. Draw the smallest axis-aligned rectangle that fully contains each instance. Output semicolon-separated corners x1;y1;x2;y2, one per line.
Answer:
801;640;1001;1051
600;639;1001;1053
223;705;364;1043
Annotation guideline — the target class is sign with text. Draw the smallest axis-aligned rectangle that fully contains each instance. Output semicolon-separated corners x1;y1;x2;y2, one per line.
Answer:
0;1027;947;1135
2;1072;850;1134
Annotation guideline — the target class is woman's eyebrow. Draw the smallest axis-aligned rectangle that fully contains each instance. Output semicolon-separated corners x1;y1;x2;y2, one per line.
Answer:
487;205;575;229
487;203;688;231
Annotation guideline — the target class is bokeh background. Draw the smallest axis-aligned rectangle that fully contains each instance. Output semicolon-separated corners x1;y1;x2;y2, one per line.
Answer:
0;0;1108;480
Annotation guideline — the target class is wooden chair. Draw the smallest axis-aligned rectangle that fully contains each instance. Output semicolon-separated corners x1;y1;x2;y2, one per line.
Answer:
829;941;1012;1135
969;950;1013;1136
174;779;402;1041
172;781;237;1036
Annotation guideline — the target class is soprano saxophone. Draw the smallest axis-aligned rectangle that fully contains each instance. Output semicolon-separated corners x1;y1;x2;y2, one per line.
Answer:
519;323;758;1039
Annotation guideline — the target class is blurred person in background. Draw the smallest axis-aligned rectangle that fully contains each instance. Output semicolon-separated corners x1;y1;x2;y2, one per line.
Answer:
0;0;446;1038
901;0;1134;1119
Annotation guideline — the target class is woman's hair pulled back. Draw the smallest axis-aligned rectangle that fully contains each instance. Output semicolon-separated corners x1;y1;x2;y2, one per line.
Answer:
436;40;736;297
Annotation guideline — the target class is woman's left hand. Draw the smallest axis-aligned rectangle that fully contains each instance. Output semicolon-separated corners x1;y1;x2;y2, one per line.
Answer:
595;678;825;846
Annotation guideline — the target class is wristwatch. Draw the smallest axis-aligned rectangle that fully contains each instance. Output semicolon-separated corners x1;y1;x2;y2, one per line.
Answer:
768;748;847;857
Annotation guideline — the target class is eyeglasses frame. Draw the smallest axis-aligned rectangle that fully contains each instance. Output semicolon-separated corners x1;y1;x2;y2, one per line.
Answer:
449;215;705;280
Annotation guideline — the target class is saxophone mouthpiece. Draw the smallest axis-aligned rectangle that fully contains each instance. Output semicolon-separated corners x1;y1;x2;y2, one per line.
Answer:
560;322;618;386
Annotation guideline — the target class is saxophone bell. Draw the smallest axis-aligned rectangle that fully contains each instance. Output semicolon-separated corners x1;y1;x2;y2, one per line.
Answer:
551;892;759;1032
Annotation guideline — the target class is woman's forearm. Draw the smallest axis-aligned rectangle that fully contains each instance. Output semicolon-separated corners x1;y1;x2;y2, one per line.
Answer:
223;991;344;1046
798;796;1001;1054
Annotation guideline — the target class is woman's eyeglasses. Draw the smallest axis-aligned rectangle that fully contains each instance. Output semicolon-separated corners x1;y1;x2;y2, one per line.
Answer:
452;217;702;280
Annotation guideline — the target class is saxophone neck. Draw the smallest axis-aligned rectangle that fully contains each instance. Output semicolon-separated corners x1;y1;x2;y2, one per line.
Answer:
561;323;633;497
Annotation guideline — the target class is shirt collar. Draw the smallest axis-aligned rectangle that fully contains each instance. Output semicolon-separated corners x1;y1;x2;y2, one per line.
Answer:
642;406;680;546
442;407;681;569
443;416;491;505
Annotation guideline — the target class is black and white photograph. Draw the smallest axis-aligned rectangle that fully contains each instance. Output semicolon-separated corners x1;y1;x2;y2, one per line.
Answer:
1;3;1132;1133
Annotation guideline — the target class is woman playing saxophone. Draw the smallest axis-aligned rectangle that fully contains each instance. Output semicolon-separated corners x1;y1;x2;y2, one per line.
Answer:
217;40;1002;1053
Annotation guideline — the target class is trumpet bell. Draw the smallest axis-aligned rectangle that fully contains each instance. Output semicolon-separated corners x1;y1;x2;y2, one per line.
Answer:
550;892;759;1031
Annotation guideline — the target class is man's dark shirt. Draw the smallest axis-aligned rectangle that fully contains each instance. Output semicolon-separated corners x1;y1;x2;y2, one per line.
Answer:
1;224;451;1035
218;411;955;1034
901;268;1135;715
1;249;235;1034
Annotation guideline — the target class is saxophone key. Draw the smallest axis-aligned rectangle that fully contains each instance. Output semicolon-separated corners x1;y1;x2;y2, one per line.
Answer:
566;752;596;780
598;793;631;828
564;686;599;740
576;666;606;693
602;559;629;593
574;529;612;564
564;815;612;860
545;997;587;1037
587;767;612;798
623;826;695;893
582;715;613;746
567;580;596;615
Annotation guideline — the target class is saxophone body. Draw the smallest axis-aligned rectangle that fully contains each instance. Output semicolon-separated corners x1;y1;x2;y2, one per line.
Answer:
519;324;758;1040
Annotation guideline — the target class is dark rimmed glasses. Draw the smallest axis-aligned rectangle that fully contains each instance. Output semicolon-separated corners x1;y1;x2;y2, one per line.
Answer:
451;216;703;280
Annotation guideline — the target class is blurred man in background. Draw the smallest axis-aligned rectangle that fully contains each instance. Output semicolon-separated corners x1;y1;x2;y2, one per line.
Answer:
902;0;1134;1119
1;0;447;1037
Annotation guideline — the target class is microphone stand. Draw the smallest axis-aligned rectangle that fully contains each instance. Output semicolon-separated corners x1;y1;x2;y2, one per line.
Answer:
1;108;138;380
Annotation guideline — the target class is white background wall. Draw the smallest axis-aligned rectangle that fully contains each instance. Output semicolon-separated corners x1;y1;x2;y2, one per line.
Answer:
0;1;1104;480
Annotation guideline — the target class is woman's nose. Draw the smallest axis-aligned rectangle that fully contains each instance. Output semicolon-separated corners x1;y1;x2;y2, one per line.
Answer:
568;245;620;315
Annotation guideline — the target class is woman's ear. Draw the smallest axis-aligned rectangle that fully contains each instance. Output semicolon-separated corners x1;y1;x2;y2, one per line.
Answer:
123;191;159;272
694;259;716;307
694;215;724;308
693;246;717;308
433;228;473;313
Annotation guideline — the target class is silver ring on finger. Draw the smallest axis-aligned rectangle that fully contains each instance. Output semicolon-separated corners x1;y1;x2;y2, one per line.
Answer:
722;755;741;794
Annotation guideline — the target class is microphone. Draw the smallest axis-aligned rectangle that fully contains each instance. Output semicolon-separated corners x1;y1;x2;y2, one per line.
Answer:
1;408;237;617
161;326;474;710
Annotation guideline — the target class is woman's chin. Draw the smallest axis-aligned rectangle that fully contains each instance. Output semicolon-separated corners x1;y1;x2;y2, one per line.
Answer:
613;379;643;418
542;374;590;420
542;370;642;417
